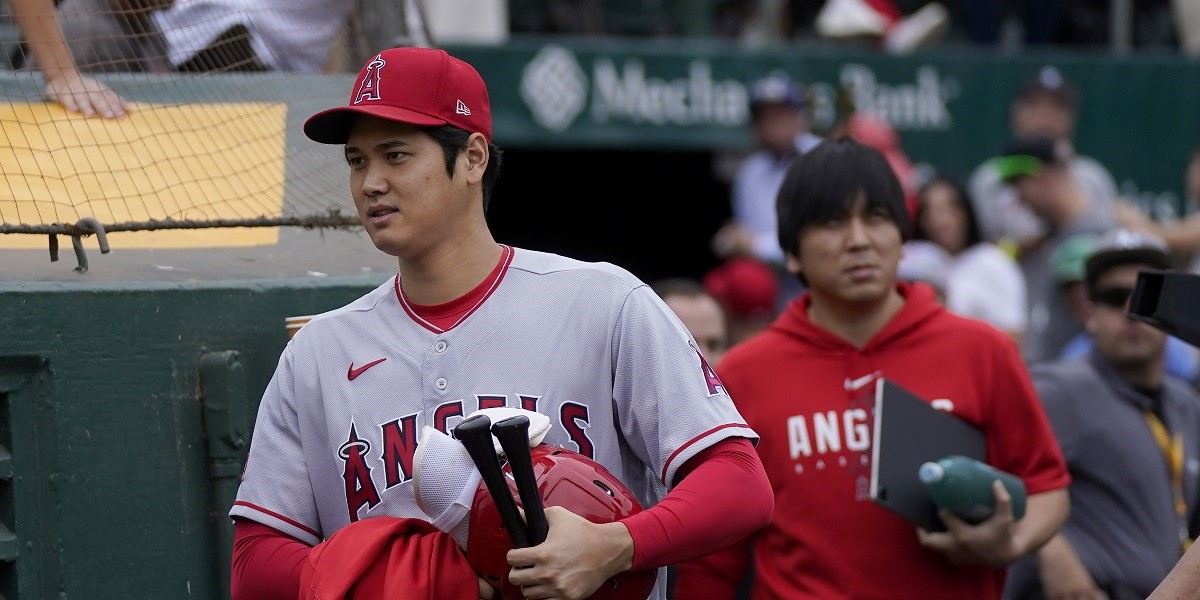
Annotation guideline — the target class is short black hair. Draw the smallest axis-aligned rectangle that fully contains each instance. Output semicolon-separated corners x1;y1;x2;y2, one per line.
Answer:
651;278;711;301
423;125;503;211
912;174;982;249
775;138;909;259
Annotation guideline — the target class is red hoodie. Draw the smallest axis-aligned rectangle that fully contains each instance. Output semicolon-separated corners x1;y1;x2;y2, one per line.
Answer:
676;283;1069;600
298;517;477;600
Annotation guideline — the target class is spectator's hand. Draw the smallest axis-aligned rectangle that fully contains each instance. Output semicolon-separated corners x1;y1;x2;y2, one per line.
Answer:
1040;557;1106;600
1037;535;1108;600
506;506;633;599
712;222;757;258
44;71;126;118
917;480;1020;567
1114;201;1160;236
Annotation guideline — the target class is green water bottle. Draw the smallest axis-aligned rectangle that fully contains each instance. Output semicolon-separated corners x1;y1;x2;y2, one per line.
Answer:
918;456;1027;523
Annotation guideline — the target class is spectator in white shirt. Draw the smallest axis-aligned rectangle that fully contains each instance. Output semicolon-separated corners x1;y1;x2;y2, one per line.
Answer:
711;72;821;309
967;66;1118;249
712;72;821;266
153;0;352;72
909;174;1028;342
15;0;351;82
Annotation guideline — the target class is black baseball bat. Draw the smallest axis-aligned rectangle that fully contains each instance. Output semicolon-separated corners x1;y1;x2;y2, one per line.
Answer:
491;416;549;546
454;414;529;548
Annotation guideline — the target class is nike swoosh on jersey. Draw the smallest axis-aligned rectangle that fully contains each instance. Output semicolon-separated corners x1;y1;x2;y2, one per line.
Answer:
843;370;882;392
347;358;387;381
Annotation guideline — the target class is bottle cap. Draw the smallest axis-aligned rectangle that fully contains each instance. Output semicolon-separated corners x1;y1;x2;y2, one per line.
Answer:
918;461;944;484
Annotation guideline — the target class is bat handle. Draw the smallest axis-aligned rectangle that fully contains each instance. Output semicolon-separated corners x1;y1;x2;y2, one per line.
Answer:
454;414;529;548
492;416;549;546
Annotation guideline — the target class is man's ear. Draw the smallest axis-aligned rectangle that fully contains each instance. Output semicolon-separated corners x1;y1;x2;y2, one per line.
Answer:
462;133;489;184
1083;306;1098;334
785;253;802;276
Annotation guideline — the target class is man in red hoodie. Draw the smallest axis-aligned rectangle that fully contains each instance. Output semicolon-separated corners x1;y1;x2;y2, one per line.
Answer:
675;138;1070;600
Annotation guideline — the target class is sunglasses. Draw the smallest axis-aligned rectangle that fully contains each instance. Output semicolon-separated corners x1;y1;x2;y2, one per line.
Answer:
1090;286;1134;309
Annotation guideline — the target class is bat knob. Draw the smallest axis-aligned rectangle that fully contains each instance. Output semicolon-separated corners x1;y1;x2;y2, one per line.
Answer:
453;413;492;441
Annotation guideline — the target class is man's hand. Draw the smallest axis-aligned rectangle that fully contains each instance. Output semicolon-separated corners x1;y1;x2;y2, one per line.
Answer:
1038;535;1107;600
478;577;497;599
44;71;126;118
506;506;634;600
1113;201;1159;235
1042;563;1106;600
917;480;1020;567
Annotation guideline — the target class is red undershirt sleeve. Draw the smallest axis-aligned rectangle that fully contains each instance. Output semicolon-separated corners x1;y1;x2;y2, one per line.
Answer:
619;437;772;571
673;538;753;599
230;518;312;600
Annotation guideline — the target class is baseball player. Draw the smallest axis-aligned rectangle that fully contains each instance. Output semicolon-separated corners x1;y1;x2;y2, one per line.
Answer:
228;46;773;600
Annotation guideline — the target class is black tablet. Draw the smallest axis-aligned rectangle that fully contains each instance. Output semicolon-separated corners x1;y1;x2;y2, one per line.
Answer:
869;379;986;531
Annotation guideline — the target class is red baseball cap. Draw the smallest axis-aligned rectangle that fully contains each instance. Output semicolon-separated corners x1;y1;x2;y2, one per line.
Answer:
304;47;492;144
702;257;779;318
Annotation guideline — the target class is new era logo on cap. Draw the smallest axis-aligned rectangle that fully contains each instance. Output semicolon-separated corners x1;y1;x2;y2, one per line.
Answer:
303;47;493;144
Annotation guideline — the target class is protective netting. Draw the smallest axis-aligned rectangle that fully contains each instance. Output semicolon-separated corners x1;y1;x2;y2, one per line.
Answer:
0;0;422;244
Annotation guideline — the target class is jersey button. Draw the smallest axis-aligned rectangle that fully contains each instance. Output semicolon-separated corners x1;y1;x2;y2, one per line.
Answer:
434;340;447;353
435;377;448;390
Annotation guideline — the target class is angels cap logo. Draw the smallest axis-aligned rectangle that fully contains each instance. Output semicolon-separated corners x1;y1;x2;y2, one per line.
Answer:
520;45;588;132
354;54;386;104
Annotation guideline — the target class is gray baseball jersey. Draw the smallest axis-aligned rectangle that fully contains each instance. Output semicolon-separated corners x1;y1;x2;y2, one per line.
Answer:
231;247;756;587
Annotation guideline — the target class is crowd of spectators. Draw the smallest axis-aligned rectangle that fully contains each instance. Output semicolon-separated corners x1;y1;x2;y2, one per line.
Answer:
509;0;1200;55
672;62;1200;597
3;1;1197;123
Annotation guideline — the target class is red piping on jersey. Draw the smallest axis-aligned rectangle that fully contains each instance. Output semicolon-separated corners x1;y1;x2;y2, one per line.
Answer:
234;501;321;539
661;423;752;484
393;245;514;334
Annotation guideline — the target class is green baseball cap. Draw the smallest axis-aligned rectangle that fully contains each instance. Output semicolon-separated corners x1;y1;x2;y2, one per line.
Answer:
994;136;1065;183
1052;233;1099;284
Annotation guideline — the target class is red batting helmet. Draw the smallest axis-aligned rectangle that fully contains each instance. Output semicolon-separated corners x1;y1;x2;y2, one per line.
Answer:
467;445;656;600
